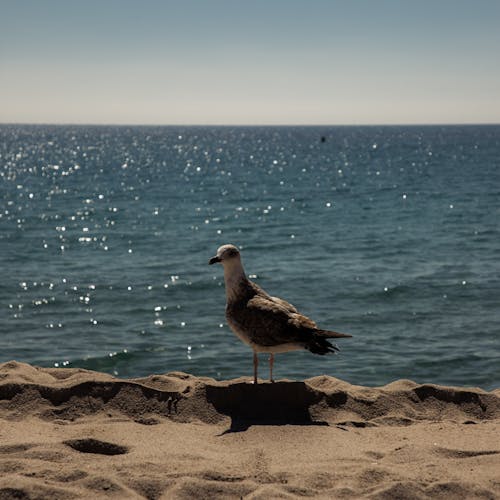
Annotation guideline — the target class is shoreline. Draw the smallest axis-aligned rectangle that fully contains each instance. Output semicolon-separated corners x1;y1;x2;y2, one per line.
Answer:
1;360;499;499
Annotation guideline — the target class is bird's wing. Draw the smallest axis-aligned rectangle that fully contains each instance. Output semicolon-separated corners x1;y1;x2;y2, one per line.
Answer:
249;279;303;316
269;295;299;314
244;295;316;346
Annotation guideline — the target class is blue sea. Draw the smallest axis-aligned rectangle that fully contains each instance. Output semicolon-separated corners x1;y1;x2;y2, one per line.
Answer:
1;125;499;390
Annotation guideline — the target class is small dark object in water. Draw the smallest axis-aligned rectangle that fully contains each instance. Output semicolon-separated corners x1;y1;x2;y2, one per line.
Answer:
320;136;326;143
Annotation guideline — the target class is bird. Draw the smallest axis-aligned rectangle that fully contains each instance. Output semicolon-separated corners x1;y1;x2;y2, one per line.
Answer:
209;244;352;384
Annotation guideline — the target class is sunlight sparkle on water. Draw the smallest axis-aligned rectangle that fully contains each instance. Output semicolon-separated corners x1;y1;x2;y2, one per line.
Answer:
1;124;499;389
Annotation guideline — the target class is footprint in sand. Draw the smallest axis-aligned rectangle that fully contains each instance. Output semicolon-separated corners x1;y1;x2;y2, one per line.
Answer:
63;438;128;455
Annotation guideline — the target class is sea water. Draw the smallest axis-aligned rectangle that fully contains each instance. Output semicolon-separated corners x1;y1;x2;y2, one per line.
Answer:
1;125;499;389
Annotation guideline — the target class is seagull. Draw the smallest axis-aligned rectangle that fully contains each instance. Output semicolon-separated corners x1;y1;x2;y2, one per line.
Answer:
209;244;352;384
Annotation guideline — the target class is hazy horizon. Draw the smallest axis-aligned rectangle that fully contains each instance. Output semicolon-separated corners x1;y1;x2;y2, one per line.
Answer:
2;0;500;126
2;121;499;127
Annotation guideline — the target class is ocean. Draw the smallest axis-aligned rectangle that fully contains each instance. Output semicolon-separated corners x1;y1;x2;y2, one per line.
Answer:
1;124;499;390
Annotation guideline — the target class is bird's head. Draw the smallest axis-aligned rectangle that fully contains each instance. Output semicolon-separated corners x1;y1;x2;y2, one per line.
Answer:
208;244;241;266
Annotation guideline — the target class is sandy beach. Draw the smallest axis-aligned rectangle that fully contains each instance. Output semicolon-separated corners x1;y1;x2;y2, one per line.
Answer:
1;360;499;499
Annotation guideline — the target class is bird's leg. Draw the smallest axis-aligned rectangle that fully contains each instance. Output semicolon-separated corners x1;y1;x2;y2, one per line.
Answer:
269;353;275;383
253;351;258;384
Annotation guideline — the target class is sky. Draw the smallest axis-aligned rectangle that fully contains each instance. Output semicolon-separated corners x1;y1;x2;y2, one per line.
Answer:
1;0;499;125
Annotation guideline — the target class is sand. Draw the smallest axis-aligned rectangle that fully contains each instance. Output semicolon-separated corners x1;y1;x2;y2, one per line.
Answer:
1;360;499;499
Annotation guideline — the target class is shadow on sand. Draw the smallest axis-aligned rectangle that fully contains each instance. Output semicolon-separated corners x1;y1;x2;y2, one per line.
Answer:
205;380;328;433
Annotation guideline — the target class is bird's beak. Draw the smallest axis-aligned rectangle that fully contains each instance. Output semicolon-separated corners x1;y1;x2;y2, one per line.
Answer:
208;255;221;265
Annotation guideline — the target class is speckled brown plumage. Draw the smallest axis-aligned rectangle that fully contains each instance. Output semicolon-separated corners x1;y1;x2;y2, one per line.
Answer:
209;244;351;383
225;278;349;353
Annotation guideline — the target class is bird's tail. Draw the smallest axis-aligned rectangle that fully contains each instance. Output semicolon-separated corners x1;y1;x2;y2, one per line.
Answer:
316;329;352;339
306;329;352;355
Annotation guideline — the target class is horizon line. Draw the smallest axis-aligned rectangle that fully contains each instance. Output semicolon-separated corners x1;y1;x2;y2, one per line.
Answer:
1;121;500;128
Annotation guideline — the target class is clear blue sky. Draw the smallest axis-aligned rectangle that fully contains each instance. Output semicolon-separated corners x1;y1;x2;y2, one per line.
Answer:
1;0;499;125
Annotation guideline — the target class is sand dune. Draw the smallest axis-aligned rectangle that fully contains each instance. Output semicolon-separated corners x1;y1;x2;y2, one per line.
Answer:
1;360;499;499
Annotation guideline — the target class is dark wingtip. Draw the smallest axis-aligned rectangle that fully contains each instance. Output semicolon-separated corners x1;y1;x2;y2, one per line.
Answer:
307;338;340;355
317;329;352;339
